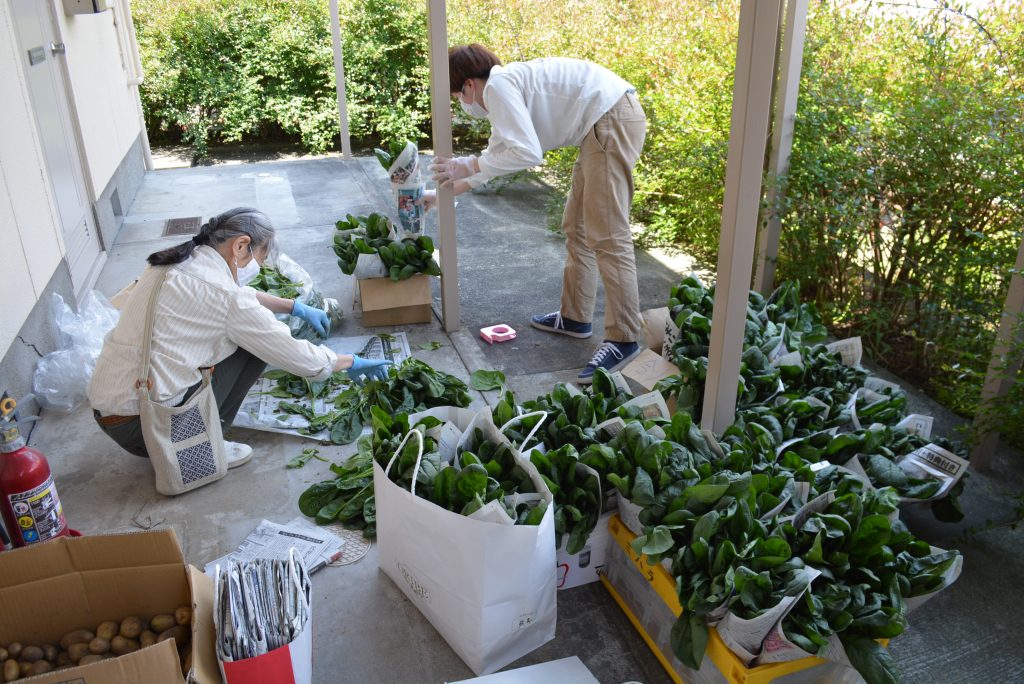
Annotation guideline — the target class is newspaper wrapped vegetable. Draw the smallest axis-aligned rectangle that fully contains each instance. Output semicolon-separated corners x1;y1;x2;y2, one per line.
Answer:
375;139;425;235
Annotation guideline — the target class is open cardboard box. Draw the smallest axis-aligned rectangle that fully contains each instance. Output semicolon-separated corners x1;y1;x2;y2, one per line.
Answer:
0;529;218;683
622;308;680;395
359;274;433;327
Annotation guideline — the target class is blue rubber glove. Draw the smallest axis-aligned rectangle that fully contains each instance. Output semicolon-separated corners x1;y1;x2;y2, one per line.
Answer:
349;355;393;383
291;300;330;337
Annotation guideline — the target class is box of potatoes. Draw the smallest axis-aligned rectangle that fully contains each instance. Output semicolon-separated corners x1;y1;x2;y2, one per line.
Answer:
0;529;219;683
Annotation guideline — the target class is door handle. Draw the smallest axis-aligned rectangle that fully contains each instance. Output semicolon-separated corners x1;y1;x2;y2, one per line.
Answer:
50;42;66;55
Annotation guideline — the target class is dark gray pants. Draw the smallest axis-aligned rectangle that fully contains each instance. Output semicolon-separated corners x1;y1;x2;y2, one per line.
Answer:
94;347;267;458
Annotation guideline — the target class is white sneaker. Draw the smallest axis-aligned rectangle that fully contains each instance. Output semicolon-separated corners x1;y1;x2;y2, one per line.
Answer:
224;441;253;469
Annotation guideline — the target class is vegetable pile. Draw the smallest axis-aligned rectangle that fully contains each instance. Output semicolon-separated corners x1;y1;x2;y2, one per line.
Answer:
333;213;440;281
247;263;334;340
271;358;470;445
291;276;963;684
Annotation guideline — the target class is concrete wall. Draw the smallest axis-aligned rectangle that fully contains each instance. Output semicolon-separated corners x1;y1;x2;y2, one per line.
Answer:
55;7;141;202
94;132;147;249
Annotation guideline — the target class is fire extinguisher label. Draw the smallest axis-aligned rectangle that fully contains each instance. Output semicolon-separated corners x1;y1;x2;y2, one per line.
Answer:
8;476;65;544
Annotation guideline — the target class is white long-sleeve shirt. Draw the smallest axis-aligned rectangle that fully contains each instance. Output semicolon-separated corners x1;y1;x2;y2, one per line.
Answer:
88;246;337;415
468;58;633;186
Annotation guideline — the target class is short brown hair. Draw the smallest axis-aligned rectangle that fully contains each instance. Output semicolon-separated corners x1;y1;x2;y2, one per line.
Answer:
448;44;501;94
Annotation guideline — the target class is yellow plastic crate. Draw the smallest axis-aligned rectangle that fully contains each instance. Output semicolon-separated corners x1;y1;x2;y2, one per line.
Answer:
602;515;869;684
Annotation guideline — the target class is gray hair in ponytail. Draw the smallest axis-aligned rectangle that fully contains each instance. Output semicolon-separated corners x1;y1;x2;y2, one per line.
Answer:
147;207;278;266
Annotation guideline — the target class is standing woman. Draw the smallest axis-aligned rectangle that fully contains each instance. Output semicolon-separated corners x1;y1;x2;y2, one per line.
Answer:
426;44;647;384
88;207;390;466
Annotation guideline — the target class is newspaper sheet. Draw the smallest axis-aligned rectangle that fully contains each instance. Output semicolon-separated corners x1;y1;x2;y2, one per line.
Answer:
233;332;412;437
204;517;345;577
894;443;969;502
622;391;672;421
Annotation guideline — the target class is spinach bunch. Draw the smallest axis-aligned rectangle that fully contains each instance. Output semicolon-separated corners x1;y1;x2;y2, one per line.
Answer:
247;264;302;299
333;212;441;280
298;438;377;536
757;280;828;349
777;344;868;401
521;369;634;450
530;445;603;554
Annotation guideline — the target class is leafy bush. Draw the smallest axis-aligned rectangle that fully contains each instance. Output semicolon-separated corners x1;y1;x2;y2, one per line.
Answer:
134;0;341;156
777;2;1024;428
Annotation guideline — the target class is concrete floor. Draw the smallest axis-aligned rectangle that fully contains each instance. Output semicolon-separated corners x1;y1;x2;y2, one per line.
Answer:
27;155;1024;682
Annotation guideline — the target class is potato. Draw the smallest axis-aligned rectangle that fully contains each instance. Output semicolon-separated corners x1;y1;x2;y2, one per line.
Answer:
41;645;57;663
59;631;93;650
56;652;71;667
149;614;176;634
139;630;157;649
119;616;144;639
96;620;119;641
0;650;6;664
4;645;18;660
68;643;91;663
1;660;16;683
18;662;30;677
18;647;42;664
110;636;139;656
175;606;192;626
78;654;104;666
157;626;190;647
88;638;110;656
179;642;192;676
29;661;52;676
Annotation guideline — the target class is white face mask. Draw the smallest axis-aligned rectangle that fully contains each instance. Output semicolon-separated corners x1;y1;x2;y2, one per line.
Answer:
235;247;262;285
459;95;488;119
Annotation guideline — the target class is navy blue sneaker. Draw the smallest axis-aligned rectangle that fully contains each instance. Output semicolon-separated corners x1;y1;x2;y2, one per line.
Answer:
530;311;593;339
578;341;641;384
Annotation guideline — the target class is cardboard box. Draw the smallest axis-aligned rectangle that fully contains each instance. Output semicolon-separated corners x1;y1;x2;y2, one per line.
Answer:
641;307;670;353
0;529;218;684
621;349;680;392
555;510;613;590
359;275;433;327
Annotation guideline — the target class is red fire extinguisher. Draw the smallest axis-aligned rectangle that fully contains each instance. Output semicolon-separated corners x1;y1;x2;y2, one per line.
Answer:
0;393;69;547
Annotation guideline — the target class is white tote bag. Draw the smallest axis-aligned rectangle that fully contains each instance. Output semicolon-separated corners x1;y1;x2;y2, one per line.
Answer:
373;427;557;676
137;267;227;496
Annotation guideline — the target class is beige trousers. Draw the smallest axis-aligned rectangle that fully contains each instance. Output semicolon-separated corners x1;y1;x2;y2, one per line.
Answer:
559;92;647;343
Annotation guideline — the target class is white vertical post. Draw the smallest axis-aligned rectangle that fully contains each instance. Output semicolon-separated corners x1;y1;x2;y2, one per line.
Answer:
426;0;459;331
971;235;1024;470
701;0;783;434
329;0;352;157
754;0;808;294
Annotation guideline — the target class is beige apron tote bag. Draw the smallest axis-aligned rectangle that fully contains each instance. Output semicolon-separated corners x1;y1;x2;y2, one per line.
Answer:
136;267;228;495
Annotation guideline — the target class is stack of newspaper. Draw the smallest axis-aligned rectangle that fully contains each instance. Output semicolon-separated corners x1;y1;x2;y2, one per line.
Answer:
204;517;346;577
214;549;312;662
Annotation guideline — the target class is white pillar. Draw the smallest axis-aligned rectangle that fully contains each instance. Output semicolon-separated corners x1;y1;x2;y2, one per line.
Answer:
753;0;808;294
426;0;459;331
971;235;1024;470
329;0;352;157
701;0;783;434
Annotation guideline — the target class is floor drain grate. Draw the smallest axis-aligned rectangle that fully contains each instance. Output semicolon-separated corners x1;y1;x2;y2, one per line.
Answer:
163;216;202;237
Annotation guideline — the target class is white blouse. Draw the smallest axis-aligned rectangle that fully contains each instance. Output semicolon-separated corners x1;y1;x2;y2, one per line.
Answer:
88;246;336;415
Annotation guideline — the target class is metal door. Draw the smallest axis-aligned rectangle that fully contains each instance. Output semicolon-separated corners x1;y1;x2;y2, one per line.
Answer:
11;0;104;298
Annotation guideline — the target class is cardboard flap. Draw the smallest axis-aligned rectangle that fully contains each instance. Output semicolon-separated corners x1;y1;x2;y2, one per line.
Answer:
189;565;222;684
621;349;680;392
27;640;183;684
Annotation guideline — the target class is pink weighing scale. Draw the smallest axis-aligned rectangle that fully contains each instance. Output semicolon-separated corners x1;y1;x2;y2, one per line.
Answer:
480;324;517;344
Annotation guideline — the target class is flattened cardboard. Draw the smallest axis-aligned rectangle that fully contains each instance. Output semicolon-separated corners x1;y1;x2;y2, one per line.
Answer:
641;307;669;353
0;530;216;684
621;349;680;392
359;275;432;326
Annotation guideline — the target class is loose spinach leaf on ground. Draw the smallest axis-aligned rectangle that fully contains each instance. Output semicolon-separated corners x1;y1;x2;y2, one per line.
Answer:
471;369;507;391
416;341;444;351
286;447;327;469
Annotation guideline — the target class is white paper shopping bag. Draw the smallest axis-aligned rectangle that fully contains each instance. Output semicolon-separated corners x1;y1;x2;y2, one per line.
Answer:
374;428;557;675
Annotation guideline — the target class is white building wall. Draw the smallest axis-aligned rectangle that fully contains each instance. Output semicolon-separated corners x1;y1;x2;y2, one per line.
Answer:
0;1;67;356
55;7;141;197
